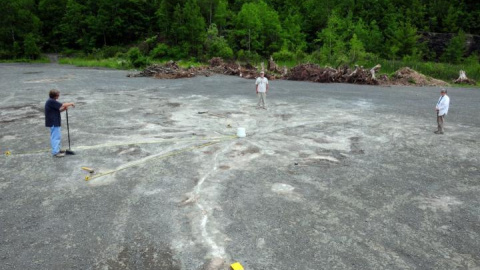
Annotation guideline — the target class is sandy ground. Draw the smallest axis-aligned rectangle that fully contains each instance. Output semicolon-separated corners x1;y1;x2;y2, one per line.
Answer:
1;63;479;270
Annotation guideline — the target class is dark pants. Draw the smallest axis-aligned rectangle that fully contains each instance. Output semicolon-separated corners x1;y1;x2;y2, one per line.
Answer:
437;113;445;132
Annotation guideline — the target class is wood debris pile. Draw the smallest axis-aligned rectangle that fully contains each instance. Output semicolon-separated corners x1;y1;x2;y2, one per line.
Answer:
129;57;460;87
209;59;258;79
127;61;209;79
285;64;379;85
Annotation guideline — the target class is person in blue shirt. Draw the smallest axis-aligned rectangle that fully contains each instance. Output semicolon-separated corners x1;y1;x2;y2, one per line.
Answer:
45;89;75;157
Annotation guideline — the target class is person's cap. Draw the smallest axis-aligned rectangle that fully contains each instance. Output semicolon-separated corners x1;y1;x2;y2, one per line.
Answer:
440;88;447;93
260;71;264;74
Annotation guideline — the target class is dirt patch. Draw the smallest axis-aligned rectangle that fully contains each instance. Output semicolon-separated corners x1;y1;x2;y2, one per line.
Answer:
241;146;261;155
389;67;449;86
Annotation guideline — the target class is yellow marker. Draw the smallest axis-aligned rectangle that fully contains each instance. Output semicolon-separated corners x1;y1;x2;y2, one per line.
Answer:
5;151;11;157
81;167;95;173
230;262;244;270
85;176;91;181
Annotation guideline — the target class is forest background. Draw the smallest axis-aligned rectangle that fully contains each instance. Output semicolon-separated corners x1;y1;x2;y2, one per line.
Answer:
1;0;480;82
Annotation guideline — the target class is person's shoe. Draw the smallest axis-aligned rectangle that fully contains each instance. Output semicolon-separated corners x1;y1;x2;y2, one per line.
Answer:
434;130;440;134
59;150;66;153
54;152;66;157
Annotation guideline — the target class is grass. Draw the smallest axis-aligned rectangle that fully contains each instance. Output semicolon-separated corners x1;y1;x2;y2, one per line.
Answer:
58;57;131;69
58;57;205;70
0;57;50;64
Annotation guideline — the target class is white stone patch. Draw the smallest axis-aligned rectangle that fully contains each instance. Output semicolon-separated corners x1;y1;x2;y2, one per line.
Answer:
115;108;132;113
2;135;16;140
271;183;295;193
87;174;117;186
24;75;74;83
309;156;340;163
271;183;304;202
0;182;11;190
117;147;137;155
417;196;463;212
354;99;372;108
143;188;164;196
142;123;158;130
256;238;266;249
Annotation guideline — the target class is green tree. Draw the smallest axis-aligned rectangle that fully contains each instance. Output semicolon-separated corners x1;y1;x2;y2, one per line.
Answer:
169;0;206;57
59;0;87;49
281;10;307;53
315;11;351;64
198;0;219;25
38;0;67;52
348;33;366;63
205;23;233;59
156;0;175;39
233;2;262;53
13;41;22;58
183;0;207;56
0;0;41;57
23;33;41;59
441;30;467;64
385;20;420;59
353;19;383;54
213;0;229;31
443;5;461;33
233;1;283;56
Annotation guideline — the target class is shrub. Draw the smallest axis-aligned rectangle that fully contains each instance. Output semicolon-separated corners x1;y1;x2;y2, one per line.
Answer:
150;43;169;59
128;47;147;68
168;46;188;60
23;34;41;60
237;50;261;63
272;49;295;62
101;46;125;58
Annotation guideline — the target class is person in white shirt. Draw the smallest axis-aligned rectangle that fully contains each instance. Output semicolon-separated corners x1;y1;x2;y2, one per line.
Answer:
435;88;450;134
255;71;269;109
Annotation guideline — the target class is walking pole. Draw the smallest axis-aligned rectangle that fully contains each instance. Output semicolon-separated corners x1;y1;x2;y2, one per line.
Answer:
65;109;75;155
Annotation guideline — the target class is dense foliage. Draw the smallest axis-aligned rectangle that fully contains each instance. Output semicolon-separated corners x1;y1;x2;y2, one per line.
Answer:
1;0;480;66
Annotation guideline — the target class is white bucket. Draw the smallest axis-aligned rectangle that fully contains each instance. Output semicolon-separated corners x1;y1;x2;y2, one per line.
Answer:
237;127;246;137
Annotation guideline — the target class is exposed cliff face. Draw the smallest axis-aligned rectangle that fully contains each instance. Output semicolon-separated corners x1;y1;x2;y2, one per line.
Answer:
419;32;480;59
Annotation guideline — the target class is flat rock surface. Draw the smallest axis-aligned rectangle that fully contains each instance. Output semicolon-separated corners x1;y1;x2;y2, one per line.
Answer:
1;63;479;270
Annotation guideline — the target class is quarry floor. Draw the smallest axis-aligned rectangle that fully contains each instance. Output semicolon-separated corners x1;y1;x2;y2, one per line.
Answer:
1;63;479;270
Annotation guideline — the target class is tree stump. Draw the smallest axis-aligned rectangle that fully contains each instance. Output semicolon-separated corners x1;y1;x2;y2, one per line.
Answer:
454;70;476;85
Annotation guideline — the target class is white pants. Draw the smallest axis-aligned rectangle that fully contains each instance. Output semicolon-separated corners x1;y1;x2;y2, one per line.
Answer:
257;92;266;108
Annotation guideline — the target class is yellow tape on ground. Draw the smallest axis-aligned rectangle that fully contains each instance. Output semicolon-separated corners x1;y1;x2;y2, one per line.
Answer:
4;148;50;156
4;135;237;157
85;136;236;181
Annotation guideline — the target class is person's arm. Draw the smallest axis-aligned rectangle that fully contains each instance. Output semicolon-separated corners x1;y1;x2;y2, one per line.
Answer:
266;80;269;93
255;79;259;93
60;102;75;112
